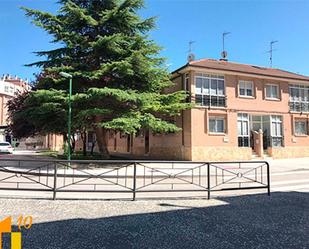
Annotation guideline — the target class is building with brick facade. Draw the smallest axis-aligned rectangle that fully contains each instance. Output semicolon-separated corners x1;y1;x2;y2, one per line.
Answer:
105;59;309;161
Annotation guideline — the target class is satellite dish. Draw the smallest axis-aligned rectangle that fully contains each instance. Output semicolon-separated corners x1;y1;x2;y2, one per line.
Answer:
187;53;195;62
221;50;228;59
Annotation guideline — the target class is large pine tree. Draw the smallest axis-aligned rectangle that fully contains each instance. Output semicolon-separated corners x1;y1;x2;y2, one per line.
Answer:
20;0;190;157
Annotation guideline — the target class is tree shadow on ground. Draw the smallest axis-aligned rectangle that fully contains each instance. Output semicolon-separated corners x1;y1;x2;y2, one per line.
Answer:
5;192;309;249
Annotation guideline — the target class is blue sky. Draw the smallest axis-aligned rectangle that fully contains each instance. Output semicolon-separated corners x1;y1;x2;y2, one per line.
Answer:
0;0;309;81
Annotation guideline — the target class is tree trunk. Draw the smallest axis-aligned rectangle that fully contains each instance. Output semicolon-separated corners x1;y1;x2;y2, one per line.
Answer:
70;134;76;154
95;128;109;159
81;130;87;156
90;140;96;156
94;116;109;158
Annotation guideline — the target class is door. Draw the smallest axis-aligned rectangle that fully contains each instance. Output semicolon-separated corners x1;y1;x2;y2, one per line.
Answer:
145;130;150;154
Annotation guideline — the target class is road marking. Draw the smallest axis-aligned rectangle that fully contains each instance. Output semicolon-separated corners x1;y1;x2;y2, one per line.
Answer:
272;184;309;191
271;179;309;186
271;170;309;176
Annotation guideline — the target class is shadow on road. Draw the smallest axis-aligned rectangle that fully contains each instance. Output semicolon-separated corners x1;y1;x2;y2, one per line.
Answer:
5;192;309;249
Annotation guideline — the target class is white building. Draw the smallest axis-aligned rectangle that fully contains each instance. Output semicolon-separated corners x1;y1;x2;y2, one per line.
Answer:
0;74;31;142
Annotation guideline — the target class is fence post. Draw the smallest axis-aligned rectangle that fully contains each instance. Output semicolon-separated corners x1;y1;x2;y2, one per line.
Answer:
132;162;137;201
207;163;210;200
53;162;58;200
266;162;271;196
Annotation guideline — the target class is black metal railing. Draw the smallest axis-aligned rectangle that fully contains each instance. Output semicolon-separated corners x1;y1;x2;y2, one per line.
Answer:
0;159;270;200
289;101;309;113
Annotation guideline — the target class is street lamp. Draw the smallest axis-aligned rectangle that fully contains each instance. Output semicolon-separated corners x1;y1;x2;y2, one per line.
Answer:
60;72;73;162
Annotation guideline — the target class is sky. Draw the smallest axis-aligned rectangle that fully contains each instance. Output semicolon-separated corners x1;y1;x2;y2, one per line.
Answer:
0;0;309;81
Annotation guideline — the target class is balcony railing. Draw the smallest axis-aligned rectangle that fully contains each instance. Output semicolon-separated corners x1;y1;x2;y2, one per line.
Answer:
195;95;226;107
289;101;309;113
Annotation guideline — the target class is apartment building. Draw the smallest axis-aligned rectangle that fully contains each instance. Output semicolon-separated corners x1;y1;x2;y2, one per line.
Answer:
107;59;309;160
0;74;31;142
0;74;62;151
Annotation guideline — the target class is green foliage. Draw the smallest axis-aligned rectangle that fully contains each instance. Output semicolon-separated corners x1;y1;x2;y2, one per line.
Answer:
10;0;191;150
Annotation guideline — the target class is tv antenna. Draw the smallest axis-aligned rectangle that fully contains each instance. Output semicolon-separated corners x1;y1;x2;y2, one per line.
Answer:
221;32;231;60
187;40;196;62
267;40;278;68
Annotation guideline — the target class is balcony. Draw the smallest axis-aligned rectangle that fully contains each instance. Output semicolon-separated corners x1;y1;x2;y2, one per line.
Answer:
195;95;226;108
289;101;309;113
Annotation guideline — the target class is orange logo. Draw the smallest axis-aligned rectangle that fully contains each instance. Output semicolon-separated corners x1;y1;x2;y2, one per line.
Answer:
0;216;32;249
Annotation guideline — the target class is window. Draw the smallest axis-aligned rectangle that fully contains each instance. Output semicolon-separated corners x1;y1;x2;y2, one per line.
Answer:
238;113;250;147
289;84;309;112
271;115;283;147
4;86;9;93
239;80;253;97
209;116;225;133
184;74;189;92
195;73;225;107
295;119;308;135
265;84;279;99
184;74;190;102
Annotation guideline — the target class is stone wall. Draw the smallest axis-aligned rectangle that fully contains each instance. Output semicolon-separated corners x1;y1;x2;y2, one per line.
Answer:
268;147;309;159
191;147;252;161
150;146;191;160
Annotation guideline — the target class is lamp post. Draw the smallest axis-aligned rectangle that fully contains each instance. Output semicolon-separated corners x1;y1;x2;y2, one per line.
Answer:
60;72;73;162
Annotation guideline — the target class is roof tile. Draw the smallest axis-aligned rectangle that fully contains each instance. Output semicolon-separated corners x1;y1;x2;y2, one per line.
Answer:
187;59;309;81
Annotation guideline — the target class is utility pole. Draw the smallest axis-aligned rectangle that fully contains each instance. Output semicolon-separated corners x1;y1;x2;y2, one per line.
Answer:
59;72;73;162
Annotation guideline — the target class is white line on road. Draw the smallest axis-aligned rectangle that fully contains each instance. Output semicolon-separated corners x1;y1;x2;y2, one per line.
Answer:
271;170;309;176
272;184;309;192
271;179;309;186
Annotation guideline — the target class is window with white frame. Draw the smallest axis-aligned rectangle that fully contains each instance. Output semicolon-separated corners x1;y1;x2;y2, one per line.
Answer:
239;80;254;97
271;115;283;147
4;86;9;93
265;84;279;99
209;116;225;133
195;73;225;107
184;73;190;102
295;119;308;135
237;113;250;147
289;84;309;112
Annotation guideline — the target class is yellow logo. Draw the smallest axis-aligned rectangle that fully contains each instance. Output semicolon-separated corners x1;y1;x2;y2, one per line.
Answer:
0;216;32;249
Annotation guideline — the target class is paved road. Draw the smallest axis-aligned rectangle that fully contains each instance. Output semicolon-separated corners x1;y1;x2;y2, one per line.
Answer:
0;192;308;249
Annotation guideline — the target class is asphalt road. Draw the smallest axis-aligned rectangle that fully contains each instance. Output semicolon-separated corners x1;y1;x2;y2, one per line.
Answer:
0;192;308;249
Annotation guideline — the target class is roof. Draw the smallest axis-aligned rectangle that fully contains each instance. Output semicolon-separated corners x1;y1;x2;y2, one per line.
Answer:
174;58;309;82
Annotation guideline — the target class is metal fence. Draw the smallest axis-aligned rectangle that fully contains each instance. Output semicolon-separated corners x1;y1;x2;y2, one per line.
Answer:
0;159;270;200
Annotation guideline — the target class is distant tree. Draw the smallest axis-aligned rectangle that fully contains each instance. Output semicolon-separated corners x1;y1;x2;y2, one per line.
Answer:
18;0;191;157
7;90;78;153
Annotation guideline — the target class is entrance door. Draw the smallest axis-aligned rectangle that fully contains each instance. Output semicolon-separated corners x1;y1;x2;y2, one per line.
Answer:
145;130;150;154
126;135;131;153
250;115;271;150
